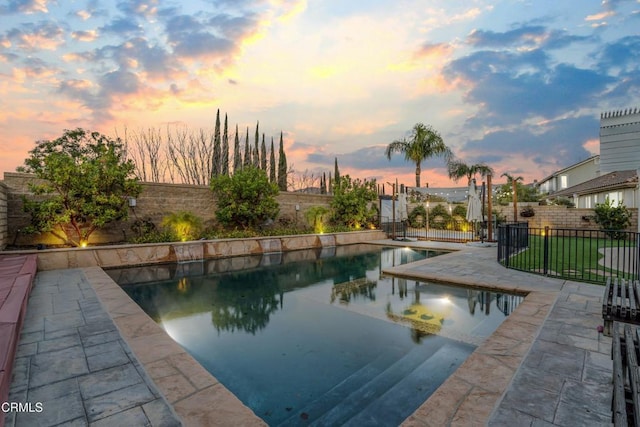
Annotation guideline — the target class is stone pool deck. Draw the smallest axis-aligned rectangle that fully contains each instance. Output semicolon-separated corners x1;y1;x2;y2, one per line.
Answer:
6;240;613;426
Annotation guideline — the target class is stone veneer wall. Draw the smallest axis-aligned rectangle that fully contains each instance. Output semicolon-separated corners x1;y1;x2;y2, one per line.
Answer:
3;172;333;247
0;230;386;271
0;181;7;250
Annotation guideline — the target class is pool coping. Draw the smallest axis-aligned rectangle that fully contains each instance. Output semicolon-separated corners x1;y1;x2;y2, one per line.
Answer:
81;243;563;426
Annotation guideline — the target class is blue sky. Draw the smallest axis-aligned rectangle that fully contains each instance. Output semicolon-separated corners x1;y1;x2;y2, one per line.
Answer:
1;0;639;188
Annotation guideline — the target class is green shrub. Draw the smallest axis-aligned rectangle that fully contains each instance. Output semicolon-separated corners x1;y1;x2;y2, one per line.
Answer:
161;211;204;241
305;206;329;233
593;198;632;239
211;166;279;229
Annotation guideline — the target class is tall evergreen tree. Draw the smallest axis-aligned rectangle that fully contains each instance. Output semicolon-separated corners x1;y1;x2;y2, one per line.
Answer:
277;131;287;191
212;109;221;178
269;137;276;183
233;124;241;173
321;172;327;194
243;127;251;167
221;114;229;175
328;173;332;194
253;121;260;168
260;134;267;171
334;157;340;185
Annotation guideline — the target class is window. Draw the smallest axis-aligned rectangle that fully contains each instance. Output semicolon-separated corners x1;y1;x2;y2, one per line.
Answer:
560;175;568;189
608;191;622;205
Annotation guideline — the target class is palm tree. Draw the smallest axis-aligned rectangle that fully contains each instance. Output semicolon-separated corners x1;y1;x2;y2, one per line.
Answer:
447;158;494;185
385;123;451;188
502;173;523;222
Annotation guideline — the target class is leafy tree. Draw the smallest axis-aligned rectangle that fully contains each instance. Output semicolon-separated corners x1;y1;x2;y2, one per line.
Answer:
593;198;632;239
211;166;280;229
277;132;287;191
497;174;538;220
385;123;451;188
18;128;141;247
330;175;378;228
447;158;494;185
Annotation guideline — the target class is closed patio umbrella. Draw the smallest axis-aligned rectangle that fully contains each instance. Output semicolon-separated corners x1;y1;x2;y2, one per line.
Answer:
466;179;483;223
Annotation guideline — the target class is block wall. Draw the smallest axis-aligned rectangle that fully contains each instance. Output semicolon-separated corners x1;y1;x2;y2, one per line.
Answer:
0;181;7;250
2;173;333;248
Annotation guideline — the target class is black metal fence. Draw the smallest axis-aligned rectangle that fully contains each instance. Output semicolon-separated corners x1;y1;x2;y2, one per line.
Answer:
380;216;487;243
497;224;640;284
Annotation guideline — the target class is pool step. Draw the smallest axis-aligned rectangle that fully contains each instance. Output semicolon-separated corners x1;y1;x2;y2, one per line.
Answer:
341;343;472;426
276;347;406;426
278;339;472;426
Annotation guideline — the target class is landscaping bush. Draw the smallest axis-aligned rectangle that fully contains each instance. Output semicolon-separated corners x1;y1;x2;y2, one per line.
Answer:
162;211;204;241
593;198;632;239
211;166;279;229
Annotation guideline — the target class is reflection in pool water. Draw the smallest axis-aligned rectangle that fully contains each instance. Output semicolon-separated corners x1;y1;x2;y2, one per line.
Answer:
108;244;523;426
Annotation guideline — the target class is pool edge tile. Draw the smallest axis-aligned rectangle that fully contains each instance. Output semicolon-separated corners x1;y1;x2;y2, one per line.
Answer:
82;267;266;426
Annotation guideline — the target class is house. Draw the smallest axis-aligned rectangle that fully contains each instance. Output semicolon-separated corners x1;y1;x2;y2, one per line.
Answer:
543;107;640;213
537;155;600;196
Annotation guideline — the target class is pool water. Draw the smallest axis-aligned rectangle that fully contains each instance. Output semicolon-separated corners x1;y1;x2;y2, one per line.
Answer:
108;245;523;426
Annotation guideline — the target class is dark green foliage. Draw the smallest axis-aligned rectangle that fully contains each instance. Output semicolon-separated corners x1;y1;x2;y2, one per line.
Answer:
233;125;241;173
19;128;141;246
212;109;221;178
330;175;377;228
221;114;229;176
277;132;287;191
385;123;451;188
243;127;251;167
211;166;280;229
260;134;267;171
334;157;340;184
593;198;632;239
408;205;427;227
268;138;276;182
253;121;260;168
305;205;329;233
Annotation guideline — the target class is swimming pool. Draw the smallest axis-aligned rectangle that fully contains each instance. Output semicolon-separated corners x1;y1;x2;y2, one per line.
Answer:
108;244;523;426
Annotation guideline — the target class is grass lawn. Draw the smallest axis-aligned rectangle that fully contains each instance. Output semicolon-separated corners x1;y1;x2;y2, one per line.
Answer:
506;233;637;284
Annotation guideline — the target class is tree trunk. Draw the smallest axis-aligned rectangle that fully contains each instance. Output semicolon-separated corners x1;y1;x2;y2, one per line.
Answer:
415;162;421;187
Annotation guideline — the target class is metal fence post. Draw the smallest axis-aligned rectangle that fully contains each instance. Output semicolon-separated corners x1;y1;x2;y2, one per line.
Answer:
505;224;511;268
543;226;549;275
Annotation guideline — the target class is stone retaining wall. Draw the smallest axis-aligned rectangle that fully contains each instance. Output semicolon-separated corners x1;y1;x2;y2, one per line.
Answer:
0;230;386;270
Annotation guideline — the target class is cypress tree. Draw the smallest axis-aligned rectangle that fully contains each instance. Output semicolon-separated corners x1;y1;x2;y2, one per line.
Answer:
334;157;340;186
212;109;221;178
269;137;276;183
253;121;260;168
260;134;267;171
233;124;241;173
277;131;287;191
243;127;251;167
328;173;332;194
321;172;327;194
221;113;229;176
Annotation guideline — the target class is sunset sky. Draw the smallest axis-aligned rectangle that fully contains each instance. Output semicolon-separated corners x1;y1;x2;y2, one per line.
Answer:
1;0;639;189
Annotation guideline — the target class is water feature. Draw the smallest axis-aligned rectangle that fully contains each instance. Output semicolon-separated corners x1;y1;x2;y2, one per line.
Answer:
108;244;523;426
